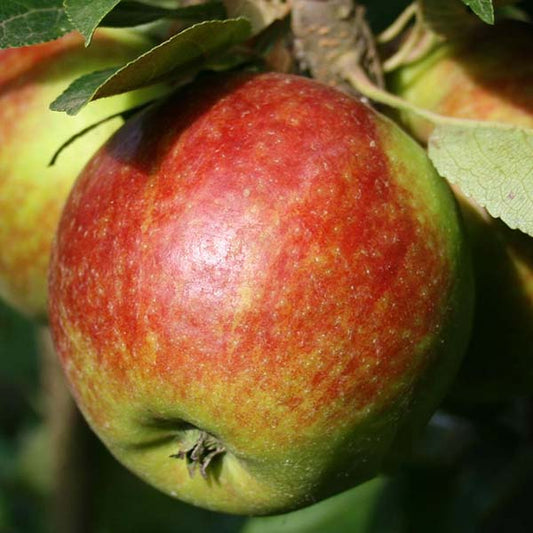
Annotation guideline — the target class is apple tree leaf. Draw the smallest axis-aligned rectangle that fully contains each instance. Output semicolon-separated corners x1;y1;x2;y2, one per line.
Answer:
0;0;73;48
64;0;121;44
50;18;252;116
461;0;495;23
428;123;533;236
101;1;227;28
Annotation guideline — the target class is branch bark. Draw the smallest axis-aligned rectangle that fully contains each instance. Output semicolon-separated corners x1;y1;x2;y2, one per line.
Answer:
291;0;383;94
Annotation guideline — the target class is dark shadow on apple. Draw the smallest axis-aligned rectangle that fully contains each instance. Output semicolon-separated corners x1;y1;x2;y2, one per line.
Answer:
101;72;253;177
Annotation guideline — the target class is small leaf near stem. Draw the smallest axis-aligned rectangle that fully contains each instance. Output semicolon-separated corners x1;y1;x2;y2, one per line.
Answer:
50;18;252;116
462;0;495;24
170;431;226;479
224;0;290;35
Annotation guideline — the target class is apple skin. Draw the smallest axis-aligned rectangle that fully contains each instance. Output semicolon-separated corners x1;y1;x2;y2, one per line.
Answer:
49;72;473;515
389;21;533;401
0;29;161;320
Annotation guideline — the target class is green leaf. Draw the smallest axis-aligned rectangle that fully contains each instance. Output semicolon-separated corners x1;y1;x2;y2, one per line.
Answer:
461;0;495;23
50;68;119;115
50;18;252;115
64;0;121;44
428;123;533;236
101;1;226;28
0;0;73;48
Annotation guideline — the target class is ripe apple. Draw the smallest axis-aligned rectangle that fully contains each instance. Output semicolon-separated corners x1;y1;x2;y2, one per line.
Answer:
389;21;533;401
49;72;473;514
0;29;161;320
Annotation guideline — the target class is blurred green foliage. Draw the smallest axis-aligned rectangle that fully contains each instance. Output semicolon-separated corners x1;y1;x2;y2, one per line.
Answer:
0;300;44;533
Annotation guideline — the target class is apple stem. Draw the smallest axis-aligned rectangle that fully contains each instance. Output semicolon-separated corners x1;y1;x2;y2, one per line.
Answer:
170;430;226;479
338;60;507;132
381;19;440;73
377;2;418;44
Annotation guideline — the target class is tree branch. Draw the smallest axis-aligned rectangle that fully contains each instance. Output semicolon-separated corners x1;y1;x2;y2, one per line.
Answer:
291;0;383;94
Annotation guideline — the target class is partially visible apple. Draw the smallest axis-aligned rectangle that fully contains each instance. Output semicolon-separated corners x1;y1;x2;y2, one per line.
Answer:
49;72;473;514
389;20;533;401
451;192;533;401
389;21;533;141
0;29;161;320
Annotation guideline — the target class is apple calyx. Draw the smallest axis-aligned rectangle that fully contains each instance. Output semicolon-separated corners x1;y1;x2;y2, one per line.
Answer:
170;430;226;479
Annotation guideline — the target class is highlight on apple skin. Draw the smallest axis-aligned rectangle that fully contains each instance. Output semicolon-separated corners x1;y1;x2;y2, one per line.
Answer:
0;29;159;320
389;20;533;401
49;72;473;515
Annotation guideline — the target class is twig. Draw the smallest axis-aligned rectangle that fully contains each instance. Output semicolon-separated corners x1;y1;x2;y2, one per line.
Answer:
337;59;467;127
382;18;425;72
377;2;418;44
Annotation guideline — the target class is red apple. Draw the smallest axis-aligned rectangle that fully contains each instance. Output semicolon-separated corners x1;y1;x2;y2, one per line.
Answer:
49;72;473;514
0;29;160;320
389;21;533;401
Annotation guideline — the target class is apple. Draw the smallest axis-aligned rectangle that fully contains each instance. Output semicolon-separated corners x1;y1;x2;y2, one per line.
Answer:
389;21;533;401
389;21;533;142
0;29;161;320
49;72;473;515
451;194;533;401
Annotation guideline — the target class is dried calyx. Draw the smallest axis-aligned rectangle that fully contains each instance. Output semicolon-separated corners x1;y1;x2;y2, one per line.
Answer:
170;430;226;479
